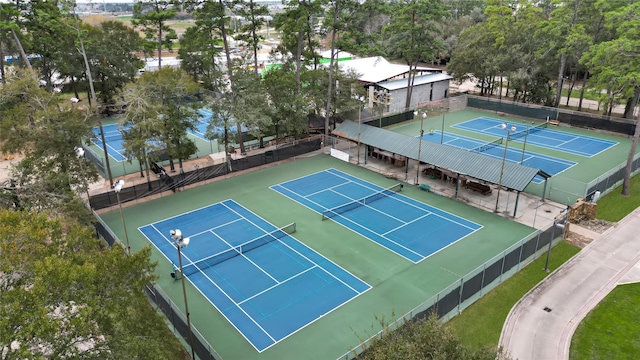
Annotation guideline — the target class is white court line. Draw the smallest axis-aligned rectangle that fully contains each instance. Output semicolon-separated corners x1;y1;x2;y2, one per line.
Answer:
433;132;575;182
277;182;424;261
283;187;424;264
522;154;536;164
329;186;409;225
305;180;352;198
326;169;481;231
470;117;618;157
101;142;126;161
207;227;280;284
187;218;244;238
147;218;278;346
214;200;370;350
223;200;369;295
138;221;275;352
238;265;319;305
274;174;482;265
382;213;431;236
556;137;577;149
270;168;342;188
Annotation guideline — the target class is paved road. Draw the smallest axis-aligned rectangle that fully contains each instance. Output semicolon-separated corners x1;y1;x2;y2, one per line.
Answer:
499;207;640;360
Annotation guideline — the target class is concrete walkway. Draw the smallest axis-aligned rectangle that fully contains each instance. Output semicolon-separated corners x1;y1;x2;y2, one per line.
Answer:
499;207;640;360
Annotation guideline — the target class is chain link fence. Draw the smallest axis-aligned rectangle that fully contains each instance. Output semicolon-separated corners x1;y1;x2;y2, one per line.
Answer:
466;94;636;135
585;150;640;201
89;136;322;210
144;285;222;360
92;209;220;359
416;95;468;115
338;223;562;360
361;110;414;128
89;136;324;358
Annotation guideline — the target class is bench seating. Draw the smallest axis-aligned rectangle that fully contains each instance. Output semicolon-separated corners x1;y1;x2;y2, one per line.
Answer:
466;181;492;195
548;120;560;126
422;167;443;179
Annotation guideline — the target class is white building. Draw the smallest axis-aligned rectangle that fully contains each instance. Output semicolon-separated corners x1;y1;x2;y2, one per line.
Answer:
332;56;451;113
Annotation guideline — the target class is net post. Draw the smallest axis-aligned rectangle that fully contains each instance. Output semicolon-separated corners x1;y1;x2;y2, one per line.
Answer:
181;222;297;274
321;183;403;220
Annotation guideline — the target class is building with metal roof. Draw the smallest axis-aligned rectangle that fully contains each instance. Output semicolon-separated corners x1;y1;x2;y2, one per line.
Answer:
332;56;440;84
321;56;449;114
332;121;551;216
374;73;453;113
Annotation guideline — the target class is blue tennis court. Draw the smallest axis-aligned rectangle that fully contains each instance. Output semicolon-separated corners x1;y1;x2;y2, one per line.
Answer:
190;108;213;140
270;169;482;263
139;199;370;352
91;124;126;161
92;124;165;162
420;131;576;184
195;108;248;141
452;117;618;157
92;114;215;162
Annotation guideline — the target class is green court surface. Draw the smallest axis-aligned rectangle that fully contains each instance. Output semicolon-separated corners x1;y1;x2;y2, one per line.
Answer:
391;109;639;205
99;154;537;359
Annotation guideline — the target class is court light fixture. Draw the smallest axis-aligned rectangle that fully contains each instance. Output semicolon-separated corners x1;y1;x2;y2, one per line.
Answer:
354;95;365;164
113;179;130;254
495;123;517;213
170;229;195;360
74;146;91;210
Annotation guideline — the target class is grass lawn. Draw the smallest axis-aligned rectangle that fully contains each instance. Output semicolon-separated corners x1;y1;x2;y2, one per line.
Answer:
595;175;640;222
570;283;640;359
568;174;640;359
446;241;580;351
447;173;640;354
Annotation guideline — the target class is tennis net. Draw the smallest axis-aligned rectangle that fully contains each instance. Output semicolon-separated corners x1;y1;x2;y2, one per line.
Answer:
322;183;403;221
510;122;547;141
180;222;296;276
470;137;503;153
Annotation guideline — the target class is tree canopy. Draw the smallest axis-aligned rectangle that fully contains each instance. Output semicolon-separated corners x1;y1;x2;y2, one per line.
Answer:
0;209;186;359
355;314;508;360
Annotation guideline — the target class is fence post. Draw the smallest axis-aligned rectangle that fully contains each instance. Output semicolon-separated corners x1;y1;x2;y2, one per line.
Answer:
457;277;464;314
480;263;486;296
499;251;506;283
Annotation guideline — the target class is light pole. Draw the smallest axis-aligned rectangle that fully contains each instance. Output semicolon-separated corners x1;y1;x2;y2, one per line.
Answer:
74;147;91;209
170;229;195;360
113;179;130;255
520;125;529;164
374;90;385;128
544;208;569;272
354;95;365;164
494;122;516;213
414;110;427;185
440;111;445;144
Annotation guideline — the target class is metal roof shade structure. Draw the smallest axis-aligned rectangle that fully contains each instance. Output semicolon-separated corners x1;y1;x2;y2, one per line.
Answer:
332;120;550;194
376;73;453;91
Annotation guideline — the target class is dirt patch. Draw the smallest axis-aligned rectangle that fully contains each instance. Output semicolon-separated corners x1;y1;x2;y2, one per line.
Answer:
574;218;615;234
565;219;615;249
566;232;593;249
0;153;24;183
